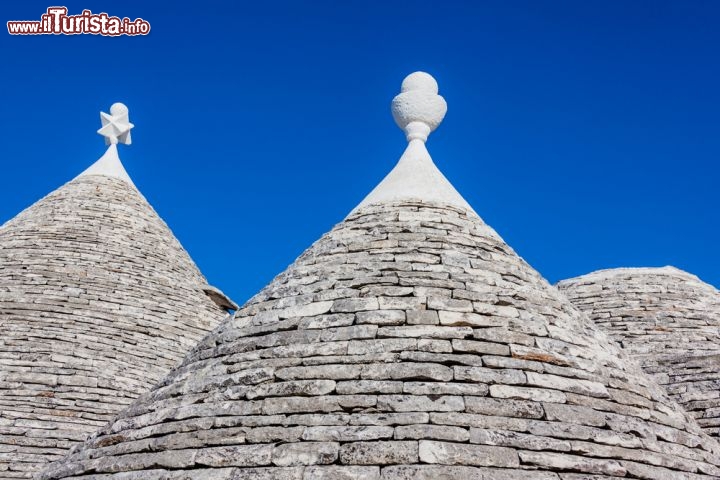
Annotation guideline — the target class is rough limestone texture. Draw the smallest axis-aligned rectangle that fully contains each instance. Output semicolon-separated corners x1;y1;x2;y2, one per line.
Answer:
40;201;720;480
559;267;720;439
0;175;228;478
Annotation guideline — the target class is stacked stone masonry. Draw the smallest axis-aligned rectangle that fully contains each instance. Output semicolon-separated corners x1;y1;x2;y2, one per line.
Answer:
559;267;720;440
40;201;720;479
0;175;228;478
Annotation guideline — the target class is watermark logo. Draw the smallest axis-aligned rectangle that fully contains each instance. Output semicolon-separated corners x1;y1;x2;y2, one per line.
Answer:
7;7;150;36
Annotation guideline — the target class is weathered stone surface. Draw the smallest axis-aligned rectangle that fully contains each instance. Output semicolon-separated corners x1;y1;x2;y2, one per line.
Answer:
518;451;626;476
394;424;469;442
439;311;500;327
340;441;419;465
470;428;572;452
336;380;403;394
526;372;609;399
489;385;567;403
332;298;380;313
418;440;520;467
36;203;720;479
271;442;338;466
464;396;545;419
377;394;464;412
275;365;362;381
406;311;439;325
302;426;394;442
416;339;451;352
361;363;453;381
262;396;340;414
349;412;429;426
0;175;228;477
454;366;526;385
542;403;606;427
357;310;406;326
559;267;720;439
298;313;355;330
380;466;560;479
279;301;333;319
232;468;304;480
403;381;488;396
196;445;274;466
247;380;336;399
246;426;304;443
452;339;510;356
474;327;534;345
377;325;473;339
304;465;380;480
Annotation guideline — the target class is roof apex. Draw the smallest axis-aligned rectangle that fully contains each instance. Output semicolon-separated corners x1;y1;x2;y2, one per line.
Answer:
351;72;475;215
558;265;712;288
76;143;136;188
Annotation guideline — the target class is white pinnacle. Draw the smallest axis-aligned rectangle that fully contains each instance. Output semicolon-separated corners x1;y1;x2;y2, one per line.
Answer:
77;103;136;188
97;102;134;145
392;71;447;142
352;72;475;215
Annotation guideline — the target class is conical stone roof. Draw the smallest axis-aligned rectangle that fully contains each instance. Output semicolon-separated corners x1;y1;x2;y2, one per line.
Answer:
0;106;231;478
559;267;720;439
40;76;720;480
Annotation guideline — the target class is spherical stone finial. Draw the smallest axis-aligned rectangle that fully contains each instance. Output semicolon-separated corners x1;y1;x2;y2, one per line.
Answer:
400;71;439;94
109;102;129;116
392;71;447;142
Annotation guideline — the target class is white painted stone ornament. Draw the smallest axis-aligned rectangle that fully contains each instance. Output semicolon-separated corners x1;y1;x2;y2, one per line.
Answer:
78;102;136;187
353;71;475;215
391;71;447;141
97;102;134;145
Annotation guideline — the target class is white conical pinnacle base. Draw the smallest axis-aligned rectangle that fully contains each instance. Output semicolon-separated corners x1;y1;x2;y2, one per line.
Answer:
350;71;476;216
351;138;475;215
77;143;136;189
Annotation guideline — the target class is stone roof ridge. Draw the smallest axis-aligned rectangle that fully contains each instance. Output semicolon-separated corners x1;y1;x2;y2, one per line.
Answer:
558;265;715;290
351;72;476;216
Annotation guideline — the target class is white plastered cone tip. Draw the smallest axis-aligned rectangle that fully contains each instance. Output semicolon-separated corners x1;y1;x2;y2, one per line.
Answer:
76;102;136;188
77;143;136;189
352;72;475;215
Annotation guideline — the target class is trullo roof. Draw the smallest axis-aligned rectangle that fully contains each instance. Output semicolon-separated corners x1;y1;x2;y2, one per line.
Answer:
40;78;720;480
0;104;231;478
559;266;720;440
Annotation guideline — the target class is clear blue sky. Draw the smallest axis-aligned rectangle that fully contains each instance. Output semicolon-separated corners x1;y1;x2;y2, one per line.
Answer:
2;1;719;303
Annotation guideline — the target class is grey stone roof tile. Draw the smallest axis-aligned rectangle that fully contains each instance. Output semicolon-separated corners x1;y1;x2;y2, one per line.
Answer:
559;267;720;440
0;174;228;477
37;201;720;479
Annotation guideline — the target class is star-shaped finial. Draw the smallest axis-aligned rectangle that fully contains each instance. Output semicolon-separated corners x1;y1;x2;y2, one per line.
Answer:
97;103;134;145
